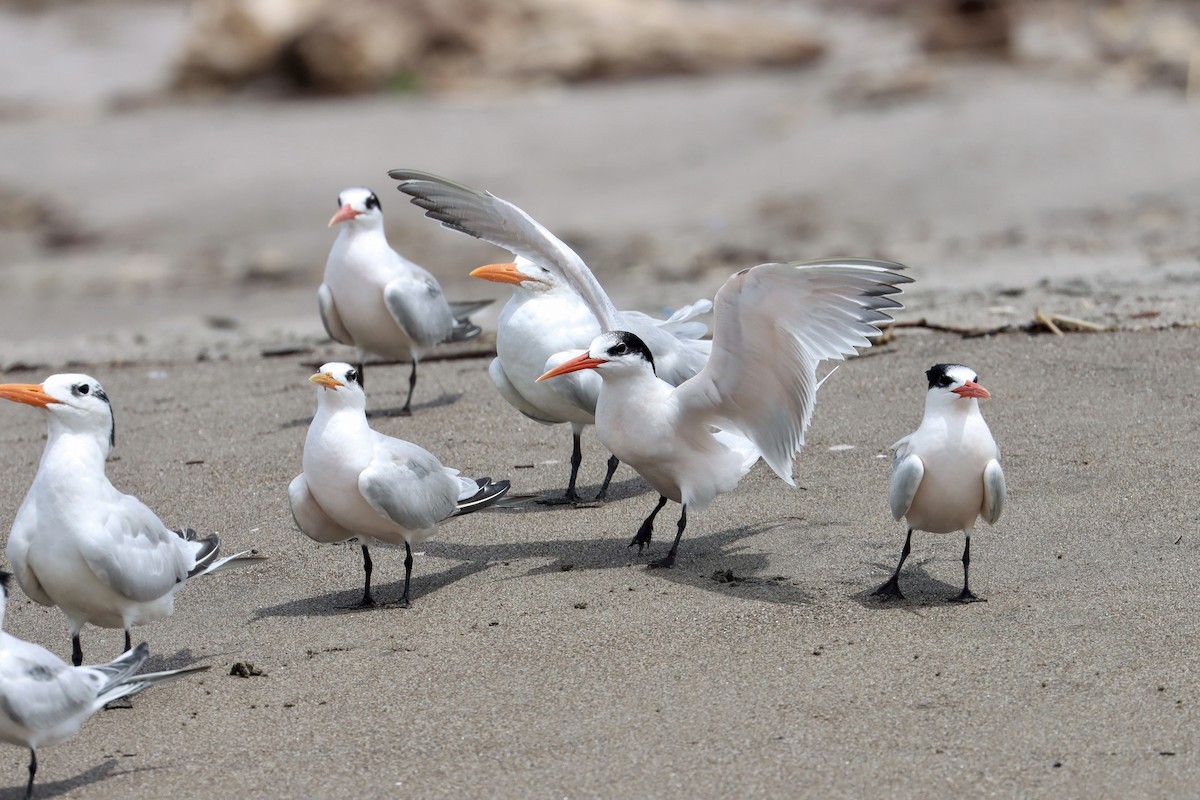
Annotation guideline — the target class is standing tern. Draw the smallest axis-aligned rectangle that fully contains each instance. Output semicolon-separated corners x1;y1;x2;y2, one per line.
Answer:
539;259;912;567
874;364;1006;602
289;362;511;607
386;169;712;502
321;187;491;415
0;571;209;800
0;374;267;666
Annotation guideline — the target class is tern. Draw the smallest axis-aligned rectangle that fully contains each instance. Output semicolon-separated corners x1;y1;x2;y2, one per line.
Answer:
0;374;267;666
321;187;491;415
289;362;511;607
538;259;912;567
874;364;1006;602
387;170;712;502
0;571;209;800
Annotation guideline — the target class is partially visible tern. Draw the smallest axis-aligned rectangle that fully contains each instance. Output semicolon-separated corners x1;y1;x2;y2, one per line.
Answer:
289;362;510;607
875;363;1005;602
0;571;208;800
539;259;912;567
388;170;711;502
0;375;266;666
321;187;490;415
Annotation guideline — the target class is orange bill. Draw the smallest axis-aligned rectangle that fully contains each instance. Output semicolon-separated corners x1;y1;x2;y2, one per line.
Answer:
537;353;607;382
328;204;360;227
952;380;991;400
309;372;344;389
0;383;57;408
470;262;527;286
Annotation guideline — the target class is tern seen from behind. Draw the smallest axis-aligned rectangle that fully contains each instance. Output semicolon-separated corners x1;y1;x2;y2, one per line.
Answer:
875;364;1006;602
0;374;266;667
289;362;511;608
321;187;490;415
539;259;912;568
0;571;208;800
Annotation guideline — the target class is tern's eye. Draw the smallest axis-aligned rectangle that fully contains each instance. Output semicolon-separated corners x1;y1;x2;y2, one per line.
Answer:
365;194;380;211
75;383;90;395
346;369;360;385
610;343;628;356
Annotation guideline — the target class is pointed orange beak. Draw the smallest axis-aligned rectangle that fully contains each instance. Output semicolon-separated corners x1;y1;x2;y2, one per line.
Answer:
470;262;528;286
328;203;360;227
537;353;607;382
0;383;58;408
952;380;991;400
309;372;344;389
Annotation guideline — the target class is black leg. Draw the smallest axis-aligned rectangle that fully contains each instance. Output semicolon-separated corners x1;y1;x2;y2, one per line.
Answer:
123;630;132;653
399;543;414;608
401;362;417;415
565;432;582;502
594;454;621;502
630;496;668;552
25;749;35;800
71;634;82;667
649;505;687;569
873;527;913;600
342;545;376;609
953;532;985;603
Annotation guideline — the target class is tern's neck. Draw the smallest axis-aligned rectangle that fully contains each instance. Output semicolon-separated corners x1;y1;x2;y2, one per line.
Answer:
37;422;112;485
923;397;979;424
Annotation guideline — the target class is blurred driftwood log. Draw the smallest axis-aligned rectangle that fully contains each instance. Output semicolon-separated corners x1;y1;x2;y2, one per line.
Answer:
174;0;826;93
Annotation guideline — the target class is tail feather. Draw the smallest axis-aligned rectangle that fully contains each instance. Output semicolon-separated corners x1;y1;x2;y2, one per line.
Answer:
90;642;150;690
192;549;268;578
178;528;221;578
446;319;483;343
453;478;511;516
98;663;211;707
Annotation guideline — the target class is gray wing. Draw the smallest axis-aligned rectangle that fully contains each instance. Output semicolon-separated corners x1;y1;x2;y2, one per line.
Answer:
489;358;558;424
382;268;455;349
0;645;97;731
77;495;193;603
358;434;458;530
388;169;623;331
982;458;1005;524
675;259;912;484
889;453;924;521
624;301;714;387
288;473;357;544
318;283;354;345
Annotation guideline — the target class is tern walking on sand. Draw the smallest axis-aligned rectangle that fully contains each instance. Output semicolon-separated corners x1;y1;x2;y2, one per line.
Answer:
388;170;711;503
0;374;266;666
539;259;912;567
875;364;1006;602
0;571;209;800
289;362;510;607
321;187;491;415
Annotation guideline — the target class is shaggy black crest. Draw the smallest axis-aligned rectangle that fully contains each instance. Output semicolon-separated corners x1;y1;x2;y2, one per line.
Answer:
926;363;972;390
606;331;655;374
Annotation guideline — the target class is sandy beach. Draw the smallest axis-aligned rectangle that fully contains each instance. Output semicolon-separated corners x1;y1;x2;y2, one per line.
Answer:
1;1;1199;797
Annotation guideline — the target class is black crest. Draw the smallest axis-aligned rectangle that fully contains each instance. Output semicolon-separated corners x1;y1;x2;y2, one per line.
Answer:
605;331;655;374
926;363;972;390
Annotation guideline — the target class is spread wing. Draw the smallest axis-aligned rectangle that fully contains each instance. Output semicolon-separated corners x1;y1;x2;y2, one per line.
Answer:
982;458;1005;524
357;434;458;531
675;259;911;483
288;473;357;544
317;283;353;345
624;300;713;387
382;267;455;349
889;453;925;521
75;494;193;603
388;169;623;331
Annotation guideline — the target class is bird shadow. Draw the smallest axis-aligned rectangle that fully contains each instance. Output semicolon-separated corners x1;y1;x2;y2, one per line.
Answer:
0;758;148;800
252;558;494;618
496;477;652;513
139;647;210;673
367;392;464;418
852;557;970;609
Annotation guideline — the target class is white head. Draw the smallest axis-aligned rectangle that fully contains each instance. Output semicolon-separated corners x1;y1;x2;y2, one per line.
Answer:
328;187;384;231
537;331;657;382
309;362;367;411
0;373;115;450
924;363;990;412
470;256;560;295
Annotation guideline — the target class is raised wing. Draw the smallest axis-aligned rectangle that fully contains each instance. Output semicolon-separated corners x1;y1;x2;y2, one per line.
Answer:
982;458;1005;524
288;474;357;544
889;453;925;521
388;169;623;331
358;434;458;531
623;299;713;386
77;495;194;603
317;283;353;346
675;259;911;483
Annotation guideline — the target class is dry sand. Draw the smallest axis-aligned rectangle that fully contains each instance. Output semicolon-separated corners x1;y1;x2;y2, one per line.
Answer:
2;1;1200;797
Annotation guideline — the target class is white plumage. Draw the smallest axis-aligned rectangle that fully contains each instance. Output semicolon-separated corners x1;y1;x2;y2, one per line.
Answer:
875;363;1006;602
0;375;265;666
